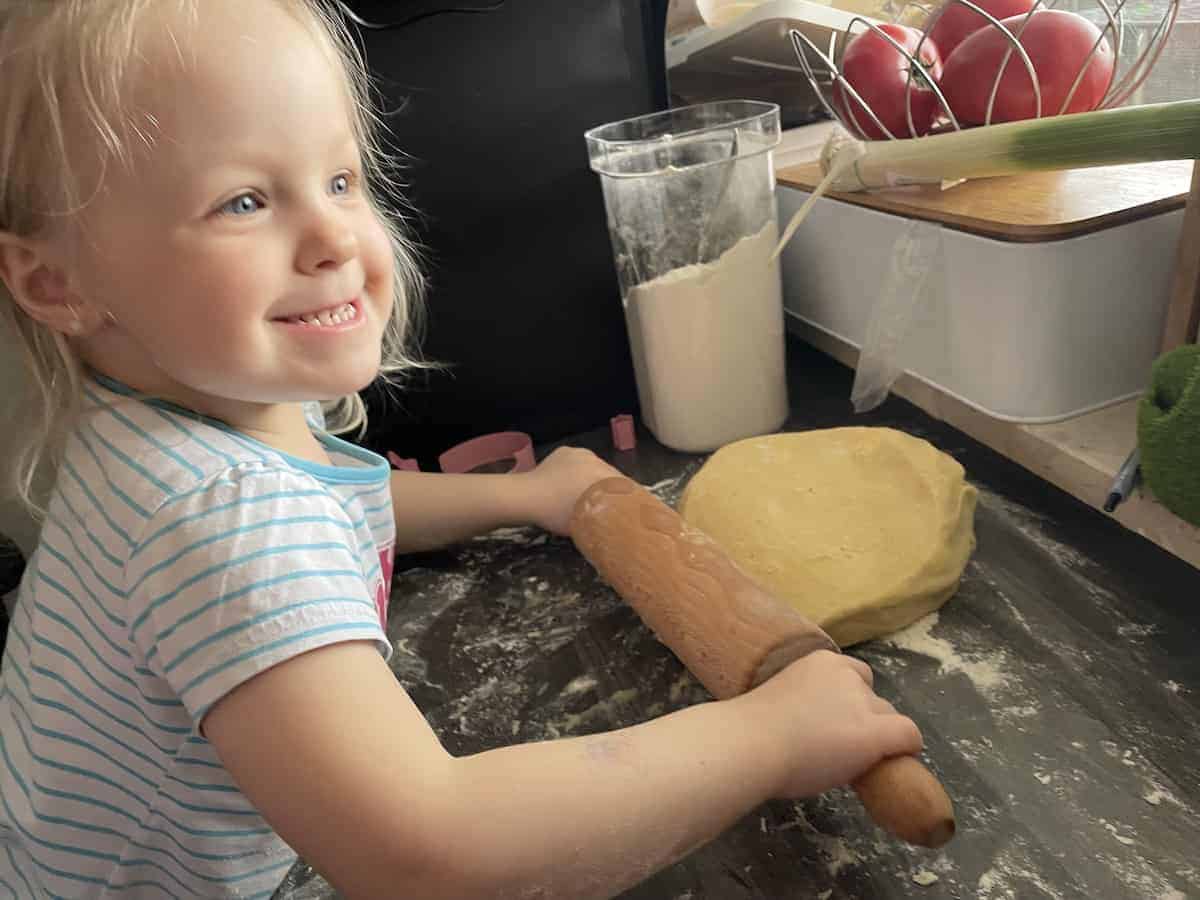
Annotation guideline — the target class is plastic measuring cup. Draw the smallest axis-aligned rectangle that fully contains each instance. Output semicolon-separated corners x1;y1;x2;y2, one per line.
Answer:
585;100;788;453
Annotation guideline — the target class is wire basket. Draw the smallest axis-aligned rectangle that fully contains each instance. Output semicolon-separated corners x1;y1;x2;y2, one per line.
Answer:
791;0;1180;139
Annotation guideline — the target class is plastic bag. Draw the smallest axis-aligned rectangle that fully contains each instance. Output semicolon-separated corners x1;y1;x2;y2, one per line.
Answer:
850;218;946;413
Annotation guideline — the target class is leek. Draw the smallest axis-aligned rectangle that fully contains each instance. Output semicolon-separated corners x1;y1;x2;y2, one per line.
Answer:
819;99;1200;192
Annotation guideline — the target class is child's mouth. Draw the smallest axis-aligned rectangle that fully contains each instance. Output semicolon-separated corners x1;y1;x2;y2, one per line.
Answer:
274;299;361;329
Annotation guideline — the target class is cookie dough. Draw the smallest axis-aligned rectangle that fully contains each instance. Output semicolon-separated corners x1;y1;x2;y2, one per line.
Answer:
678;427;977;647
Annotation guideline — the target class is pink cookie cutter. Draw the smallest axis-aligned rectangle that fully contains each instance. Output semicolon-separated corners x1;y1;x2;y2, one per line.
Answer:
610;414;636;451
439;431;536;474
386;452;420;472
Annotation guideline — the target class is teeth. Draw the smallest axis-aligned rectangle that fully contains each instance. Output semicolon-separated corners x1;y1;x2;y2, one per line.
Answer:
288;302;357;327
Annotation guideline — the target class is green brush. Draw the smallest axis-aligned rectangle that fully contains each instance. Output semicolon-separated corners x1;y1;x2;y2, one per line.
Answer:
1138;344;1200;526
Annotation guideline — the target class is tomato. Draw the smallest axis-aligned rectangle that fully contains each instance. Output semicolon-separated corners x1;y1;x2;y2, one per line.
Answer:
926;0;1036;59
833;24;944;140
940;9;1115;124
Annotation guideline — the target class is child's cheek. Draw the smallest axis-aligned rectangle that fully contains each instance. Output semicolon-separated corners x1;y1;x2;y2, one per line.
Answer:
364;217;395;281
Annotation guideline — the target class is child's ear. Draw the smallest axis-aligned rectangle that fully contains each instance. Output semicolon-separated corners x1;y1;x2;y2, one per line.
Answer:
0;231;101;336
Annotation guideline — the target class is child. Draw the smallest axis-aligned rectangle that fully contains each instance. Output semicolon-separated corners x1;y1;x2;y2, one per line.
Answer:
0;1;922;897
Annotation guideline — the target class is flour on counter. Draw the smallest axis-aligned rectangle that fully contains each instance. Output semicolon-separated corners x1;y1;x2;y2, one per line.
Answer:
480;525;537;543
978;848;1068;900
646;463;703;509
1101;819;1138;846
562;674;598;697
623;221;788;453
976;488;1092;569
881;612;1011;694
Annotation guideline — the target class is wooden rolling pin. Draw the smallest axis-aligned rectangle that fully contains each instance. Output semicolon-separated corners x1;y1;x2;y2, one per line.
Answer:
570;477;955;849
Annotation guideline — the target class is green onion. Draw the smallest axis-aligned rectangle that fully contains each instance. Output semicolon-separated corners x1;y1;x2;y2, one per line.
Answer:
820;99;1200;192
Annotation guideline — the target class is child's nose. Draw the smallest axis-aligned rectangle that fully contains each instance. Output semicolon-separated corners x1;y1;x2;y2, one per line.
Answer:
297;216;357;273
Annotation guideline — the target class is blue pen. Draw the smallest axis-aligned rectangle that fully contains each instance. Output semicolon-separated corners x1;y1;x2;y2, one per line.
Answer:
1104;447;1141;513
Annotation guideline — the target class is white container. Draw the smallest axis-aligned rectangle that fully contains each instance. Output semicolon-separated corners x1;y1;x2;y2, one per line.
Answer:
776;184;1185;424
586;100;789;452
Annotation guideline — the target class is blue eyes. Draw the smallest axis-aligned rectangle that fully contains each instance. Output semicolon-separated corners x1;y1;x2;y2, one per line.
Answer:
217;173;356;217
222;194;262;216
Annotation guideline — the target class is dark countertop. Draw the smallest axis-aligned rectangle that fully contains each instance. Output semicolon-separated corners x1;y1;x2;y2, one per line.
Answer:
277;337;1200;900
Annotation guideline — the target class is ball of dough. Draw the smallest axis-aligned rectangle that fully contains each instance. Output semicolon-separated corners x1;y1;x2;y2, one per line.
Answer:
678;427;977;647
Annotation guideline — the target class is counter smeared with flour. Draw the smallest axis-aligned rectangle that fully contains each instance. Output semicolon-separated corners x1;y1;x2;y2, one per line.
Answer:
623;220;788;452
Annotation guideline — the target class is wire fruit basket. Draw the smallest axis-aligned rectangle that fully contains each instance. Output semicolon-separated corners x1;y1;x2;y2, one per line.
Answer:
791;0;1181;140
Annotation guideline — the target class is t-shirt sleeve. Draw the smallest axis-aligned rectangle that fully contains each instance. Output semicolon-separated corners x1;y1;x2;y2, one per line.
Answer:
124;464;390;723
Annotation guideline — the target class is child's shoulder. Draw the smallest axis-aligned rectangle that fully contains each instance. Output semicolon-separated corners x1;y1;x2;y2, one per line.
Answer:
66;384;328;531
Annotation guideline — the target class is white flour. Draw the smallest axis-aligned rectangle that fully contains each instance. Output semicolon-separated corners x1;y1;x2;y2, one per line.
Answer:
881;611;1011;693
623;221;788;452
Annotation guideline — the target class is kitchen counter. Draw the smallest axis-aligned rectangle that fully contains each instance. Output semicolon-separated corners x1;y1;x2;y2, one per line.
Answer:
275;337;1200;900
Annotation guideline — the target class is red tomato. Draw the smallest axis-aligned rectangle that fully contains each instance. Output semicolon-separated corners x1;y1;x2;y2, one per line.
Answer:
941;9;1115;124
833;24;945;140
926;0;1035;59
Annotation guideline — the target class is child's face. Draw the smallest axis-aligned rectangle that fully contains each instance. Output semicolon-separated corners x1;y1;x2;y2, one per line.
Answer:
70;0;394;411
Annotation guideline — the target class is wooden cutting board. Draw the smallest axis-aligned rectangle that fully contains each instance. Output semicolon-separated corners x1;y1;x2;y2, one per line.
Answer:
775;158;1195;242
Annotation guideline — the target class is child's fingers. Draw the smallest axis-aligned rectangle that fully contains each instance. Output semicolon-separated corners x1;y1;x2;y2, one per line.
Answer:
870;696;897;716
842;655;874;687
881;715;925;756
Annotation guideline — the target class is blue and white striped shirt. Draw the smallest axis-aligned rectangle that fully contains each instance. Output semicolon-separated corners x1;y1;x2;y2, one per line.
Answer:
0;378;395;897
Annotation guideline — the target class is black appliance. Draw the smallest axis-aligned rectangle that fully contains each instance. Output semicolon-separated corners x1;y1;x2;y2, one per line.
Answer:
343;1;670;467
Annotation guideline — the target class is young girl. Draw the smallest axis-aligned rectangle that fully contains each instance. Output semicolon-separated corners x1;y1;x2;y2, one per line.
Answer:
0;1;922;897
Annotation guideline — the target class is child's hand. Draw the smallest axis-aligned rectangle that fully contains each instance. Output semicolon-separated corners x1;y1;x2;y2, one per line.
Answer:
734;650;924;799
520;446;623;535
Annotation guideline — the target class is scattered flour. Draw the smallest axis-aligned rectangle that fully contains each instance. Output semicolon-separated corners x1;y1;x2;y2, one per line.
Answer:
777;804;862;876
481;526;539;544
561;675;598;697
978;867;1016;899
1101;819;1138;846
998;704;1040;720
977;848;1067;900
977;489;1091;569
1164;680;1185;694
645;465;703;509
911;870;939;886
823;840;860;877
882;612;1010;693
1118;623;1159;638
1094;851;1192;899
1141;785;1182;808
545;687;641;737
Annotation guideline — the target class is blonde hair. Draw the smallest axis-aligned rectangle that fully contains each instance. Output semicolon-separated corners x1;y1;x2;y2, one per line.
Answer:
0;0;429;518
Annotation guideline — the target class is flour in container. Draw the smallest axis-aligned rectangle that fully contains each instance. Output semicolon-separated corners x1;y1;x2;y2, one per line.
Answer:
622;220;788;452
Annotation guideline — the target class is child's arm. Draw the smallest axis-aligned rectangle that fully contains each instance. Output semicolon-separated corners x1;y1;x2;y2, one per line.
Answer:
204;640;920;900
389;447;619;553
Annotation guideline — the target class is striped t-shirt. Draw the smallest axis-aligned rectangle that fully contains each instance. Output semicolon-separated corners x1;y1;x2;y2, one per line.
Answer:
0;377;396;897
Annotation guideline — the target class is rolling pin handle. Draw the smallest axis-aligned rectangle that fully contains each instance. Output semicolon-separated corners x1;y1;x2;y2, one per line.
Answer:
852;755;956;849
